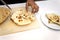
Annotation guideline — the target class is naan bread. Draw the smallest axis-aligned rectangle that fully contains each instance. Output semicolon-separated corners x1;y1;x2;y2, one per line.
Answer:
0;7;11;24
46;14;60;25
11;8;35;26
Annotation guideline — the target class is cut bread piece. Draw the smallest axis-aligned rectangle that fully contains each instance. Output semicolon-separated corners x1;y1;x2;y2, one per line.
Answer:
0;7;11;24
46;13;60;25
11;8;35;26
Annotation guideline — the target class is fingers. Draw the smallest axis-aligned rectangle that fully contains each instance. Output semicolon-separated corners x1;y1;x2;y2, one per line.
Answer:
32;5;39;13
26;2;28;12
35;5;39;13
26;1;39;13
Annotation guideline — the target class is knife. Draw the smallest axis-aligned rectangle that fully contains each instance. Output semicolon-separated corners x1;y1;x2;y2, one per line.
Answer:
0;0;11;10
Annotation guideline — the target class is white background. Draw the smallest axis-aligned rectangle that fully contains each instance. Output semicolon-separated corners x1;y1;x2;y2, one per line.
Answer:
0;0;60;40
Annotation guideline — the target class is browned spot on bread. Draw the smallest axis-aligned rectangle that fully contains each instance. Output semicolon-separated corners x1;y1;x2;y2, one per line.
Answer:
18;16;22;19
19;19;23;22
16;16;18;18
20;9;22;11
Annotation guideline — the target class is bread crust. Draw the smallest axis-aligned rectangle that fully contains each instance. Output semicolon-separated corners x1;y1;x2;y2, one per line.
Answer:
0;7;11;24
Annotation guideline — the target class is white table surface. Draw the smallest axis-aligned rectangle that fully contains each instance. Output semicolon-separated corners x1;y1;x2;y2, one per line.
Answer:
0;1;60;40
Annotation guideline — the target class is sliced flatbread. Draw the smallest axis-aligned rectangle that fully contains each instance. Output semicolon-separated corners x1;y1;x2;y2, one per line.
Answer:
46;13;60;25
0;7;11;24
11;8;35;26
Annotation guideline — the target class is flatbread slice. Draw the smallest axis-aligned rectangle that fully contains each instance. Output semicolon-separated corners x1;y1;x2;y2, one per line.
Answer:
11;8;35;26
0;7;11;24
46;13;60;25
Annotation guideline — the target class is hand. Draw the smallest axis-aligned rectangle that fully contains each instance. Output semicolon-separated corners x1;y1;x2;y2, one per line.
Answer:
26;0;39;13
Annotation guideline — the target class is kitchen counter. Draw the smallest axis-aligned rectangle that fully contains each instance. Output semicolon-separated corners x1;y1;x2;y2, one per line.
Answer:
0;1;60;40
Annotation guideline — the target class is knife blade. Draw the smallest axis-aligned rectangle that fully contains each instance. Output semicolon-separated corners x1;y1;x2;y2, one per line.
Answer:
0;0;11;10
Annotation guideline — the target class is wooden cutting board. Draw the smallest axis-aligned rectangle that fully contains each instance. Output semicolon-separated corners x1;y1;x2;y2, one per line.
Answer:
0;16;40;36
